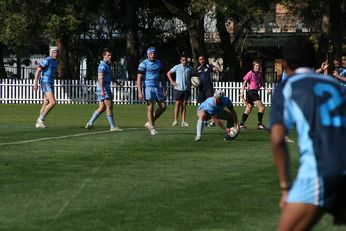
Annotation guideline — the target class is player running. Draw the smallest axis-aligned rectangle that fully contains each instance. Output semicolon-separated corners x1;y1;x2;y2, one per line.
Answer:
195;90;240;141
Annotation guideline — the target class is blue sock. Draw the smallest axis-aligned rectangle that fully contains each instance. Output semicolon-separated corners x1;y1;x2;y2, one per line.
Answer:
107;114;116;129
197;120;204;137
88;111;100;125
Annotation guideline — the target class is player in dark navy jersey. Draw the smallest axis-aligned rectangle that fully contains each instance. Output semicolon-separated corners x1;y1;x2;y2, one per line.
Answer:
270;37;346;230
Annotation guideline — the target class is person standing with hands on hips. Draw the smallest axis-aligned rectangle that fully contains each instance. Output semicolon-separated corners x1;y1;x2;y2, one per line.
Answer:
167;54;194;127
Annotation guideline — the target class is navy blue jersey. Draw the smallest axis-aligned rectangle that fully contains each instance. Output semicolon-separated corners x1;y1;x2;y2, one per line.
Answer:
197;64;214;91
270;70;346;177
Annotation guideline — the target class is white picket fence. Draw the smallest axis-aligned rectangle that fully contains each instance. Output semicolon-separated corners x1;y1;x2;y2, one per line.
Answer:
0;79;276;106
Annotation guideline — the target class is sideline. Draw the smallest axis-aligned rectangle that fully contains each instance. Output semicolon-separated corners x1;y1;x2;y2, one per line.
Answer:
0;128;140;146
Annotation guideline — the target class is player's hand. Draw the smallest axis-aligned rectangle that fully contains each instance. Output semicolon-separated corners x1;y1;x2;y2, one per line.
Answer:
138;93;144;101
34;84;38;92
101;90;105;97
279;190;288;209
163;89;168;96
226;128;231;134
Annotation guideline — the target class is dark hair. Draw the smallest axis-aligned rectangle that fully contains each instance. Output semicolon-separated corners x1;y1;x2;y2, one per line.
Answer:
180;54;188;60
281;37;315;70
102;48;111;56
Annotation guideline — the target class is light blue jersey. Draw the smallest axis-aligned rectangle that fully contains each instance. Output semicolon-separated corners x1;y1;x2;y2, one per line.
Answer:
198;96;232;115
170;64;194;91
39;56;58;83
138;59;163;87
97;61;111;92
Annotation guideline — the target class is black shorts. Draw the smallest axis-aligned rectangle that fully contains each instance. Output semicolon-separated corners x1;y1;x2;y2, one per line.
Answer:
322;175;346;224
246;90;261;105
197;88;214;103
174;90;190;101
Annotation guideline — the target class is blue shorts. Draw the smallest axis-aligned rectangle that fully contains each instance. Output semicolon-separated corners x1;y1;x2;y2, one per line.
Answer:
40;81;54;95
97;89;113;102
288;176;346;224
144;86;166;102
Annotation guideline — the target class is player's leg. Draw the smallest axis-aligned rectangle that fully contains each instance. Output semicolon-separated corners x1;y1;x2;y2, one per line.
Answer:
104;99;122;131
36;91;56;127
181;97;189;126
154;100;167;121
240;103;252;129
146;101;155;128
173;99;181;126
254;100;266;129
195;110;207;141
278;203;324;231
85;101;105;129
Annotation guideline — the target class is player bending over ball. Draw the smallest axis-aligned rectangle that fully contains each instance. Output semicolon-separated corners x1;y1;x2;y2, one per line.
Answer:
195;90;240;142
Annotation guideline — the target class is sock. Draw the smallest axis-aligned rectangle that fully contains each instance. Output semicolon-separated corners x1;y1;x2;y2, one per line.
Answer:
197;119;204;137
107;114;116;129
227;120;234;128
258;112;264;125
241;113;249;124
38;114;45;121
88;111;100;125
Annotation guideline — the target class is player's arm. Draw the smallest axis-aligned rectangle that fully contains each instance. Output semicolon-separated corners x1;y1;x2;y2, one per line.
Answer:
271;123;291;208
167;70;176;87
227;105;240;130
240;80;247;99
333;71;346;83
98;71;105;97
211;115;229;133
33;66;43;92
136;72;144;100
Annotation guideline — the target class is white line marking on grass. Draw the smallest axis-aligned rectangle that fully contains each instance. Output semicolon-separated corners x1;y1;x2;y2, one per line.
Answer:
0;128;141;146
42;155;108;231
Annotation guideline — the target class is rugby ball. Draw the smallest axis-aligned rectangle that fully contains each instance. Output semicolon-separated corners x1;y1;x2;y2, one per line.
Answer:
191;76;200;87
229;127;239;138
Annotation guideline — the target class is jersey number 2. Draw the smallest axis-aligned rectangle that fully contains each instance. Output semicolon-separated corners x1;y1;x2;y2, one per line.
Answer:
314;83;345;127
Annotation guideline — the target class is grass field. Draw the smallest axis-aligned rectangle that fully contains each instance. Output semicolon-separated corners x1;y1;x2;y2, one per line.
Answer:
0;104;343;231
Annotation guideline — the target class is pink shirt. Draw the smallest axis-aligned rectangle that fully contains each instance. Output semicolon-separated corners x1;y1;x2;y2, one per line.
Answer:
243;70;263;91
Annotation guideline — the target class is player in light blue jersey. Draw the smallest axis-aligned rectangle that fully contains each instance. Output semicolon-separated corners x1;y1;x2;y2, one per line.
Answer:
195;90;240;141
167;54;194;127
270;37;346;230
137;47;167;135
85;49;122;132
34;46;59;128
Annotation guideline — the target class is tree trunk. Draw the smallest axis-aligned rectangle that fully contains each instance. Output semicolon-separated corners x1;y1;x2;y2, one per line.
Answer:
187;16;206;67
125;0;139;80
316;11;330;68
329;0;343;59
56;35;79;79
0;43;6;79
216;13;242;81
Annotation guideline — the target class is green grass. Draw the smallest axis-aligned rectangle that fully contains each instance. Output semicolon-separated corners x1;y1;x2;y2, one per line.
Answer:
0;104;343;230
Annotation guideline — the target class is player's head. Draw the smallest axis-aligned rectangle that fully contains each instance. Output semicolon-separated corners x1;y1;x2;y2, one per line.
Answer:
281;37;315;71
180;54;188;66
50;46;58;58
253;59;262;72
214;89;224;105
341;52;346;68
102;48;112;63
198;55;206;65
147;47;157;61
